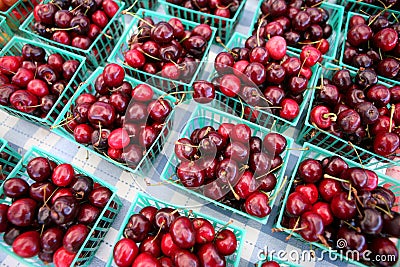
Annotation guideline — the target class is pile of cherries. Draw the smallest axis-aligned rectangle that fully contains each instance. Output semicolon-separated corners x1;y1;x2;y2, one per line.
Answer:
62;63;173;169
0;156;115;266
279;155;399;266
252;0;333;55
212;34;319;122
32;0;119;50
113;205;238;266
125;16;212;82
174;123;287;218
309;67;400;158
343;13;400;81
0;43;80;117
165;0;242;20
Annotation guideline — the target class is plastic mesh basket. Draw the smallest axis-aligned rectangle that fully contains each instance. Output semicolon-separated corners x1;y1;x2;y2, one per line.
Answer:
19;0;125;68
249;1;344;62
0;36;87;128
297;62;400;170
0;146;122;267
0;138;21;184
275;142;400;267
339;10;400;86
160;104;293;224
52;66;176;175
340;0;400;14
0;15;12;47
209;32;318;133
159;0;246;43
0;0;35;31
106;192;246;267
108;8;217;94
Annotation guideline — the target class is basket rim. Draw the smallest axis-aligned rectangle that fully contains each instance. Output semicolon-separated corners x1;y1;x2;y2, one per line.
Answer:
107;8;217;87
1;146;121;267
0;36;87;125
19;0;125;54
106;191;247;267
338;10;400;86
52;66;177;174
275;142;400;267
160;104;294;224
248;1;344;61
210;31;317;128
303;61;400;166
158;0;247;23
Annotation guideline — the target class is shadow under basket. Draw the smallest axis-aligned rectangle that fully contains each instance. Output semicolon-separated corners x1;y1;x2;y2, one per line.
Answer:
297;62;400;170
209;32;319;134
0;36;88;128
106;192;246;267
275;142;400;267
52;66;176;175
0;138;21;185
19;0;125;69
160;104;293;224
107;8;217;95
159;0;246;43
0;146;122;267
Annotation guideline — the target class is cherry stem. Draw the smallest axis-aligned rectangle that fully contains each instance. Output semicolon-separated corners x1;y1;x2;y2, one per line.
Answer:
123;12;155;28
267;175;288;203
342;219;361;232
255;163;283;180
239;164;249;172
47;25;79;32
227;180;240;200
42;186;60;207
257;15;268;47
216;3;235;9
298;51;310;77
174;141;199;148
22;104;43;108
272;226;307;233
153;221;164;242
50;115;78;129
215;220;233;237
347;183;352;201
70;3;83;13
101;31;113;40
238;97;245;119
298;40;323;45
318;63;341;71
389;104;395;133
374;204;393;219
348;141;364;168
323;174;350;183
286;216;300;241
351;188;365;208
40;224;45;237
124;0;139;13
0;65;15;74
216;37;237;57
318;235;330;248
322;113;337;121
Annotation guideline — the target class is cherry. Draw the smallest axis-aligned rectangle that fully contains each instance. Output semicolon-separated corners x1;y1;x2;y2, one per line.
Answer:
373;28;398;52
279;98;299;121
347;24;372;47
51;188;74;204
29;182;55;202
10;90;39;114
3;177;29;198
175;138;197;161
373;132;400;156
12;68;34;88
234;170;257;199
51;196;79;225
310;105;333;129
330;192;356;220
198;157;218;180
219;74;241;97
244;191;271;218
77;203;99;225
214;52;234;74
114;238;139;267
52;163;75;187
298;159;322;183
261;261;280;267
74;124;94;144
177;161;205;187
337;109;361;134
299;212;324;242
359;208;382;235
318;178;343;202
244;62;267;85
285;192;311;217
266;36;287;60
53;247;76;267
263;86;285;106
367;84;390;107
311;202;333;226
0;204;9;232
174;250;200;267
193;80;215;103
88;186;112;208
215;229;237;256
148;99;172;122
337;226;367;253
300;46;321;67
169;216;196;249
197;243;226;267
216;158;239;184
12;231;40;258
88;101;116;127
41;227;63;254
263;132;286;156
63;224;89;253
103;63;125;87
126;49;146;69
369;238;398;266
230;123;251;143
124;214;151;242
7;198;37;227
192;218;215;244
295;183;318;204
161;233;180;257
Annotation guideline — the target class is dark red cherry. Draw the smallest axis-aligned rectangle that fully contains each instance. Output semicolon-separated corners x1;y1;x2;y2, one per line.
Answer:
103;63;125;87
197;243;225;267
51;196;79;225
192;218;215;244
41;227;63;253
7;198;37;227
12;231;40;258
124;214;151;243
113;238;138;267
330;192;356;220
170;216;195;249
3;178;29;198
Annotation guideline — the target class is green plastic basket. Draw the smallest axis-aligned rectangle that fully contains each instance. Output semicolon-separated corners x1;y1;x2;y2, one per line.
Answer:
339;10;400;86
19;0;125;68
0;146;122;267
0;0;35;31
0;15;12;47
52;66;176;175
159;0;246;43
108;8;217;94
249;2;344;62
275;142;400;267
0;36;87;128
0;138;21;184
106;192;246;267
160;104;293;224
209;32;318;134
340;0;400;13
297;62;400;170
122;0;159;11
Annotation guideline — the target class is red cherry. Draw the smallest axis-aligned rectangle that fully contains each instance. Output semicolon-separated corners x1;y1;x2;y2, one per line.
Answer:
102;0;119;18
219;74;241;97
103;63;125;87
51;163;75;187
295;183;318;204
126;49;146;69
310;105;332;129
300;46;321;67
12;231;40;258
53;247;76;267
169;216;196;249
108;128;130;149
131;84;154;102
113;238;138;267
192;218;215;244
215;229;237;256
244;191;271;218
265;36;287;60
285;192;311;217
311;202;333;226
161;233;180;257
